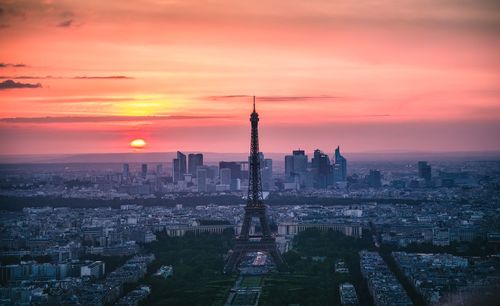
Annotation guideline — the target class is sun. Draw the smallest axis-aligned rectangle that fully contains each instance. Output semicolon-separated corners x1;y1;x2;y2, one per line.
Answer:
130;138;147;149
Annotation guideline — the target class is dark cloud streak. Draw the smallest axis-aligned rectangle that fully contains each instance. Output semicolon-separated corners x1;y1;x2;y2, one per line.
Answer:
57;19;73;27
0;75;134;80
30;97;151;104
0;80;41;90
0;63;27;68
0;115;232;123
206;95;340;102
72;76;134;79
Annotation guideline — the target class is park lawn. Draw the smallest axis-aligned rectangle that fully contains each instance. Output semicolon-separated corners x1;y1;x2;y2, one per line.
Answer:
240;276;263;288
231;292;259;305
140;231;236;306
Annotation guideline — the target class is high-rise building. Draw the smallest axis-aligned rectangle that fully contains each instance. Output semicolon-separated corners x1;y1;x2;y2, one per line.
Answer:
367;170;382;188
188;153;203;177
418;161;432;182
239;161;249;181
220;168;232;185
219;161;242;180
312;149;331;188
178;151;186;175
261;158;273;191
333;146;347;182
172;151;186;182
122;163;130;181
173;159;180;182
141;164;148;178
156;164;163;175
206;165;218;180
196;168;207;192
284;150;308;186
285;155;294;177
292;150;308;173
230;178;241;191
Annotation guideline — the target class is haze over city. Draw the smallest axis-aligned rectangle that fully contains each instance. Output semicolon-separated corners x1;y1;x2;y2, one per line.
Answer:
1;2;500;306
1;0;499;155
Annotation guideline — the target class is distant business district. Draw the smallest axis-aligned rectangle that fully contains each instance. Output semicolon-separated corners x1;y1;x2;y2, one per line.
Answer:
123;145;349;195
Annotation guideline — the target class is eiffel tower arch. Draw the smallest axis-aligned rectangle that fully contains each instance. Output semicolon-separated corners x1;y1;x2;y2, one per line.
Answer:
224;97;285;274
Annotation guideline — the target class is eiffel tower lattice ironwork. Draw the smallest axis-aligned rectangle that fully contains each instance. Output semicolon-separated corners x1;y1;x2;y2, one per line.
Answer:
224;96;285;274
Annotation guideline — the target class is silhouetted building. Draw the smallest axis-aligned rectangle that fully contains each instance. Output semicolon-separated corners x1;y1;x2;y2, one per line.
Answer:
261;156;273;191
240;161;249;181
219;161;242;180
418;161;432;182
172;151;186;182
292;150;308;173
188;153;203;177
122;164;130;181
438;170;474;187
367;170;382;188
334;146;347;182
197;168;207;192
141;164;148;178
230;178;241;191
285;149;308;187
312;149;331;188
220;168;231;185
206;165;217;180
156;164;163;175
285;155;294;177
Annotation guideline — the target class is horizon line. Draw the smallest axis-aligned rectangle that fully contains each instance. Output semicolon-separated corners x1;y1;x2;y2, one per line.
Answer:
1;149;500;158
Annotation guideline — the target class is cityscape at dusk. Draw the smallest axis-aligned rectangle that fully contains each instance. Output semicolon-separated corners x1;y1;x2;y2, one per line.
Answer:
1;0;500;154
1;1;500;306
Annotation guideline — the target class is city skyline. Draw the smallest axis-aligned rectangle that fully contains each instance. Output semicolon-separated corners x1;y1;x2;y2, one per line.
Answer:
1;2;499;305
1;0;500;155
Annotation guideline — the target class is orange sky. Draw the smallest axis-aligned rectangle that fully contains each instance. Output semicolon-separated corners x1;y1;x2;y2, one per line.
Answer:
1;0;499;155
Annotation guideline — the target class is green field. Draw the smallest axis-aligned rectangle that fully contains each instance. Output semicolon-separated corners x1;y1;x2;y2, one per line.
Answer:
139;231;236;306
231;292;259;305
240;276;262;288
259;229;375;306
138;228;375;306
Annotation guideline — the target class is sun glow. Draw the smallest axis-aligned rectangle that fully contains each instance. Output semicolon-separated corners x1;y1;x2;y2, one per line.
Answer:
130;138;147;149
117;101;163;116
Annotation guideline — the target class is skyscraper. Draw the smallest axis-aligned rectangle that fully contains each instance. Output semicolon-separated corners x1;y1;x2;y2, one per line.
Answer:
172;151;186;182
219;161;242;180
284;149;308;186
418;161;432;182
188;153;203;177
156;164;163;175
367;170;382;188
141;164;148;178
292;150;308;173
312;149;331;188
122;163;130;181
197;168;207;192
284;155;294;177
261;157;273;191
220;168;232;186
334;146;347;182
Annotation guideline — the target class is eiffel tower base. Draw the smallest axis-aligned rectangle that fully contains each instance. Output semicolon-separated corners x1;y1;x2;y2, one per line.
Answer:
223;239;286;274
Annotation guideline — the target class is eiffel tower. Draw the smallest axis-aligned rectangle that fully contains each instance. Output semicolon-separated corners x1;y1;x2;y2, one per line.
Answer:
224;96;285;274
